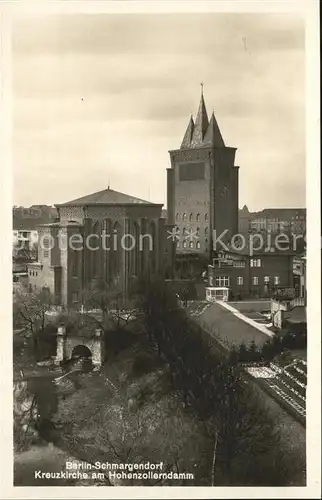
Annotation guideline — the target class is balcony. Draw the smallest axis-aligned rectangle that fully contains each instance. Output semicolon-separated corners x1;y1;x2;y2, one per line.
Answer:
211;259;234;269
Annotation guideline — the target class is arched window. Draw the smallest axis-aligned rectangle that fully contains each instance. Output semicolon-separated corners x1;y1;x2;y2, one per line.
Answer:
189;213;193;222
182;227;186;235
176;213;179;221
205;227;208;236
196;213;200;222
189;241;194;249
92;221;101;278
196;227;200;236
183;241;187;248
205;213;208;222
131;221;140;278
196;241;201;249
182;213;187;222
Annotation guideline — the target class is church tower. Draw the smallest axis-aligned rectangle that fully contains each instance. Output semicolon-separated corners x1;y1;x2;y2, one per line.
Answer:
167;87;239;263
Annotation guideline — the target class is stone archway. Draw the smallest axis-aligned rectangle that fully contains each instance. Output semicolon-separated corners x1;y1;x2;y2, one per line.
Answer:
71;344;92;360
55;326;105;368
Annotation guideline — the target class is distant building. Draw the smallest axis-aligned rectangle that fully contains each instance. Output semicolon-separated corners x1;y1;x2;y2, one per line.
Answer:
12;228;38;253
28;188;175;306
239;206;306;236
166;89;239;276
293;253;306;301
13;205;58;219
13;207;58;255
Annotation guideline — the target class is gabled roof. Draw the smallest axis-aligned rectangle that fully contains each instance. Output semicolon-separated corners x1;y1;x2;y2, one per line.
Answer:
180;91;226;149
203;112;225;147
190;94;209;147
180;116;194;148
58;187;159;206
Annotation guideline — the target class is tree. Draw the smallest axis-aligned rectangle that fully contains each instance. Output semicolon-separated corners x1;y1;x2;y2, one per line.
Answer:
238;342;248;362
212;377;288;485
80;280;137;332
14;289;54;360
13;240;38;263
14;380;38;452
138;278;295;486
248;339;260;362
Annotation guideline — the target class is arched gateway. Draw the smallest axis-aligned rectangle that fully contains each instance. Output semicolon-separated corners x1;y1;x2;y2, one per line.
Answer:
55;325;105;368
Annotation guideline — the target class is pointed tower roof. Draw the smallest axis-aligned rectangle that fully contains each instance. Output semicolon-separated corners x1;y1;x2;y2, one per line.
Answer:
180;116;194;149
190;92;209;147
203;111;225;147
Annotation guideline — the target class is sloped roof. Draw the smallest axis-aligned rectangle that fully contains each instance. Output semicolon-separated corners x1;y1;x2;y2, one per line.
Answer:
284;306;306;324
180;116;194;148
190;94;209;147
58;188;159;206
203;112;225;147
180;93;226;149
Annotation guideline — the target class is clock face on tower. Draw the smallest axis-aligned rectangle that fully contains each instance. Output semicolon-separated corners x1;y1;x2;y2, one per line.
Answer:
220;185;228;197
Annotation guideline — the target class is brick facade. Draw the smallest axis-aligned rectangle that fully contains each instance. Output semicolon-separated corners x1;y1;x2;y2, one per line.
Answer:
208;251;295;300
167;94;239;265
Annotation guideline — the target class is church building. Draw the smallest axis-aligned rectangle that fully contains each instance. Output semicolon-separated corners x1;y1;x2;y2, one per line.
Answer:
28;188;175;308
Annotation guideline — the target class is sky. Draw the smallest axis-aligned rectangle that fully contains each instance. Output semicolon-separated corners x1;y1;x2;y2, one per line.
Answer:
12;13;305;211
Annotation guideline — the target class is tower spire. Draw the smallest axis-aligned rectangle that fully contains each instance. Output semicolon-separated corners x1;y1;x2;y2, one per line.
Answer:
190;87;209;147
203;111;225;147
180;115;194;149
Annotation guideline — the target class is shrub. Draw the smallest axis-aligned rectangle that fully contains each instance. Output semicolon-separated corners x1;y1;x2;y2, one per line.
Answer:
132;354;156;377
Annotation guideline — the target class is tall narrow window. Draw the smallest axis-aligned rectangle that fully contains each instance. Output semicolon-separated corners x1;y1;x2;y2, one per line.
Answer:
196;241;201;249
72;251;78;277
237;276;243;286
205;213;208;222
252;276;259;285
189;213;193;222
149;221;156;274
182;213;187;222
196;213;200;222
274;276;280;285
